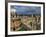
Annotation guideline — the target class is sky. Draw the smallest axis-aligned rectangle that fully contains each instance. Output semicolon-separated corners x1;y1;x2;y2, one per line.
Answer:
11;5;41;15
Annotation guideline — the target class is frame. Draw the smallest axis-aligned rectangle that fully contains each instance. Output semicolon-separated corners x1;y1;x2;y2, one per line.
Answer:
5;1;45;37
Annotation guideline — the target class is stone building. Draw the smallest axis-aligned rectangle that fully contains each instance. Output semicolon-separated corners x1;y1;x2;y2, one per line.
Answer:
10;12;41;31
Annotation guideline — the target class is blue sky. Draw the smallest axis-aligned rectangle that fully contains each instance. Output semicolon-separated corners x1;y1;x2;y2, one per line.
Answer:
11;5;41;15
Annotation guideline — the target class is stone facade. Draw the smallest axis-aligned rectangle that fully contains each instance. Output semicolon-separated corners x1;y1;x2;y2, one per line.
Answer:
10;12;41;31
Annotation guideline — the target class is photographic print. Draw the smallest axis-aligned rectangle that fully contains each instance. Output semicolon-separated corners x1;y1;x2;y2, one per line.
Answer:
7;1;45;36
10;5;41;31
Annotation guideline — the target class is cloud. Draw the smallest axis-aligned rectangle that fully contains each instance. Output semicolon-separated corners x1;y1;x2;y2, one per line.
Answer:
11;5;41;15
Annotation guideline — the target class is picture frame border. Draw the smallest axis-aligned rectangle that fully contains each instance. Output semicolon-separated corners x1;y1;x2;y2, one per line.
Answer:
5;1;45;37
